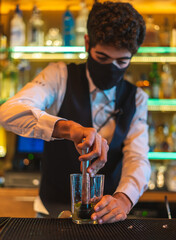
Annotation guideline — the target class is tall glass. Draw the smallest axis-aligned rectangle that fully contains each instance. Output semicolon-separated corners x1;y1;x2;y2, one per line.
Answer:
70;174;104;224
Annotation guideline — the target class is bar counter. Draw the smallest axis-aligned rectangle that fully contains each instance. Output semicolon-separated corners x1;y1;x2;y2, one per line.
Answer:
0;217;176;240
1;188;176;218
0;188;176;239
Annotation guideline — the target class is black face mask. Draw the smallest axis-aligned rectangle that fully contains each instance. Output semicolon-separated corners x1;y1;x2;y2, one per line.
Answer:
87;53;129;90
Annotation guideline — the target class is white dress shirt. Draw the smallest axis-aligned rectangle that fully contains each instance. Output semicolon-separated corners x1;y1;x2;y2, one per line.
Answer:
0;62;151;214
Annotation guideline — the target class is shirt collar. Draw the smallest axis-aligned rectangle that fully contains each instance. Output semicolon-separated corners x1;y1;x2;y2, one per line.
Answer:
86;64;116;101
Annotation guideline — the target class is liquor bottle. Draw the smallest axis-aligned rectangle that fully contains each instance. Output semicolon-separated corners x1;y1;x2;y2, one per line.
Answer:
170;114;176;152
10;5;26;47
148;163;157;190
17;60;30;91
0;64;3;100
155;123;169;152
160;63;173;99
0;24;7;61
75;2;89;46
0;24;7;49
173;80;176;98
160;124;170;152
45;28;62;46
136;73;151;97
2;57;18;99
166;161;176;192
156;164;167;190
159;18;170;47
62;7;75;46
148;113;156;152
0;125;7;158
170;20;176;47
28;6;44;46
0;57;8;100
142;15;160;46
149;63;161;99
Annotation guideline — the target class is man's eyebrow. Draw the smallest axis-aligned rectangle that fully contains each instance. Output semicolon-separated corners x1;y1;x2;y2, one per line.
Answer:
95;51;131;59
95;51;111;58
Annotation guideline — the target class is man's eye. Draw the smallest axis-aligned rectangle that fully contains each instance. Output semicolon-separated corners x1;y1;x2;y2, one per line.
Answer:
117;61;126;65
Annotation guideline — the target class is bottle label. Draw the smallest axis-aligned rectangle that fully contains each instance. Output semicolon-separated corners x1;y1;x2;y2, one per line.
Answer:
152;84;160;98
30;27;44;46
11;27;25;46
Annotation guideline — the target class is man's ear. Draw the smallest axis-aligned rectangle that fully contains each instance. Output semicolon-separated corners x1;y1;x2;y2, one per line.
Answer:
84;34;89;52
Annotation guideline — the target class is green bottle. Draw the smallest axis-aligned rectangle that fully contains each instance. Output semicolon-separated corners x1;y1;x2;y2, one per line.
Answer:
2;54;18;99
149;62;161;99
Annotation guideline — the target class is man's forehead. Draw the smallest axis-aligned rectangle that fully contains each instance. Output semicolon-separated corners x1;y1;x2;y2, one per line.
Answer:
93;44;132;59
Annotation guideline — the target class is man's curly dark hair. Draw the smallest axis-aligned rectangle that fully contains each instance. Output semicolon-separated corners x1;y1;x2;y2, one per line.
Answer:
87;1;146;54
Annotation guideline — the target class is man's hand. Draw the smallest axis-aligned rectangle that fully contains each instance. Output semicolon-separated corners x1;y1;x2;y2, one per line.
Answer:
91;192;132;224
52;120;109;176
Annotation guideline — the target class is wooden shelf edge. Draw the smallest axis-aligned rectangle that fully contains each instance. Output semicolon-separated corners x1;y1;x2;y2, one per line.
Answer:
139;191;176;202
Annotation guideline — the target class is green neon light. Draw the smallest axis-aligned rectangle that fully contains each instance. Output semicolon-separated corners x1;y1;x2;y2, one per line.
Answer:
148;99;176;106
10;46;86;53
138;47;176;53
148;152;176;160
0;46;176;54
8;46;176;54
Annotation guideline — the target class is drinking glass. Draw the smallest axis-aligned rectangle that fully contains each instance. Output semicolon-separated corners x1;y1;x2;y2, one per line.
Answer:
70;173;104;224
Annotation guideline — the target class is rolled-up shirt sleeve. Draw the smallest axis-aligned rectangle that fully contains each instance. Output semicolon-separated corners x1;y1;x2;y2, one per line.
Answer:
114;88;151;206
0;62;67;141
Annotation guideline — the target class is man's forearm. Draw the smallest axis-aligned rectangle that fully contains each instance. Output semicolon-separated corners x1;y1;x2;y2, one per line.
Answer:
52;120;81;140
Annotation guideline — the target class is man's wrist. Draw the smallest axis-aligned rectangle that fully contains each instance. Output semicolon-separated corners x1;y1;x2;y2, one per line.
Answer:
113;192;132;214
52;120;72;139
52;120;83;141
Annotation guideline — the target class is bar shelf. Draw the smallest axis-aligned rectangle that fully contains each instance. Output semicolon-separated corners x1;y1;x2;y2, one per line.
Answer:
1;46;176;62
148;99;176;111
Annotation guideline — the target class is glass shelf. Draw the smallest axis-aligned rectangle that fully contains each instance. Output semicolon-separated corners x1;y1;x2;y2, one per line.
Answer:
138;47;176;54
9;46;86;53
131;56;176;63
131;47;176;63
1;46;176;62
9;46;176;54
148;152;176;160
148;99;176;111
8;46;87;61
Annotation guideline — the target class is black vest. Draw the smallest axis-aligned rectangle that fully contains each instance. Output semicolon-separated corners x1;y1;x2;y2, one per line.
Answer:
40;63;137;216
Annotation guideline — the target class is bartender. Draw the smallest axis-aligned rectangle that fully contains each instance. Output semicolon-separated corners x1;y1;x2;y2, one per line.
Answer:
0;1;151;223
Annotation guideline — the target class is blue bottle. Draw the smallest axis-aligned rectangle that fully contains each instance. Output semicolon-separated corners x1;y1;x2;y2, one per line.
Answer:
62;7;75;46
